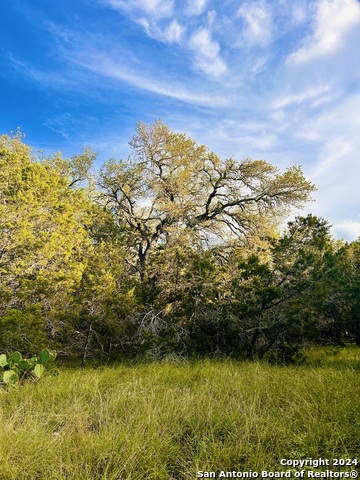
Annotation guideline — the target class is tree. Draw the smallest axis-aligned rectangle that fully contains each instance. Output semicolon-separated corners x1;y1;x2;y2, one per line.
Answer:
259;215;335;353
311;239;360;345
99;120;316;285
346;240;360;344
96;121;317;358
1;125;330;361
198;215;335;360
0;135;92;352
42;146;96;188
65;207;137;361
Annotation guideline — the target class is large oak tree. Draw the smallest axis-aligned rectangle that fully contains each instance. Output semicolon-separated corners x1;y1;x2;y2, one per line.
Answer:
99;120;316;281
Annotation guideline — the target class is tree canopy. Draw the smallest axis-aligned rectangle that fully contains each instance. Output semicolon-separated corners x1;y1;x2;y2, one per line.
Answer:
99;120;315;280
0;123;358;362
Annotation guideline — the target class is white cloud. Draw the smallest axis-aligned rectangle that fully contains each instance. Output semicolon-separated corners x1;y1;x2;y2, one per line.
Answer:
138;17;184;43
237;2;273;46
288;0;360;64
44;113;74;140
104;0;174;19
332;220;360;241
73;51;229;106
102;0;226;75
311;138;352;178
291;5;307;24
163;19;184;43
194;56;228;77
186;0;207;16
102;0;184;45
285;92;360;240
188;28;227;77
272;84;332;109
207;10;216;26
189;28;220;60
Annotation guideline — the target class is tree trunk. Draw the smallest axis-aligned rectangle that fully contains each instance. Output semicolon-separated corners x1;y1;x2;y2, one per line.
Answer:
82;321;93;366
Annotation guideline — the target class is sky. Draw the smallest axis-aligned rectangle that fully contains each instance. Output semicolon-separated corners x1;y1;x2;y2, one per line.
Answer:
1;0;360;240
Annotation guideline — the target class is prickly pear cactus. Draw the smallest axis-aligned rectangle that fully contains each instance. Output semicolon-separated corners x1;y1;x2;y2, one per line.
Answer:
3;370;19;384
0;354;7;368
33;364;45;378
9;351;22;364
0;349;59;387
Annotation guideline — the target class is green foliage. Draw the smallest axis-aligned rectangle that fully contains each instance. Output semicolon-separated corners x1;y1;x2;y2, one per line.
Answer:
0;134;93;349
9;351;22;363
99;120;315;284
0;306;49;355
0;349;58;386
42;146;96;187
302;238;360;345
1;125;358;362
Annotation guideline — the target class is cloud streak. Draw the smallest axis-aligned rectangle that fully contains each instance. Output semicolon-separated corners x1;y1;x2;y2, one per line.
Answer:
271;84;333;109
72;50;229;106
237;2;273;46
288;0;360;64
104;0;175;19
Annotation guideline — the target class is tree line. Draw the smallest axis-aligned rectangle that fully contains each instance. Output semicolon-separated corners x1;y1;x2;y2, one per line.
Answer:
1;121;359;363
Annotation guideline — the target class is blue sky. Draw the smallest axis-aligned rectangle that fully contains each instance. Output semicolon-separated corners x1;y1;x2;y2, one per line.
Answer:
1;0;360;240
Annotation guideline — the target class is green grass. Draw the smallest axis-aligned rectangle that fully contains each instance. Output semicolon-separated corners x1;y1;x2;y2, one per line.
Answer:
0;346;359;480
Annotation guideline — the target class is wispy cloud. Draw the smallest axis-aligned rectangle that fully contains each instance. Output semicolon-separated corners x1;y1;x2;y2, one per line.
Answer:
137;17;185;43
8;54;72;89
272;84;333;109
101;0;227;78
288;0;360;64
72;50;229;106
44;112;73;139
163;19;184;42
185;0;207;16
237;1;273;47
282;92;360;239
188;28;227;77
100;0;179;44
104;0;174;19
291;4;307;24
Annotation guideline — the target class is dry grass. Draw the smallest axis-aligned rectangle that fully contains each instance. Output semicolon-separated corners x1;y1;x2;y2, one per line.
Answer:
0;346;359;479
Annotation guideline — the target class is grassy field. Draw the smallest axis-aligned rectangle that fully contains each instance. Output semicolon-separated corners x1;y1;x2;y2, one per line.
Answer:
0;346;359;480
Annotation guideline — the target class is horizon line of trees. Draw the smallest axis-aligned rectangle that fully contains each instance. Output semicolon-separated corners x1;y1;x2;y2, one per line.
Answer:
1;121;359;363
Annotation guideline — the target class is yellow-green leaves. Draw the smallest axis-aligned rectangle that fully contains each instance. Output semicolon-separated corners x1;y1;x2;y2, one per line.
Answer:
100;120;316;282
0;135;93;352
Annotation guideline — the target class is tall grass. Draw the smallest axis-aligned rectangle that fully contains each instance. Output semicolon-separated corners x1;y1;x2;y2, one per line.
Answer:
0;346;359;479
